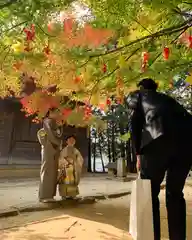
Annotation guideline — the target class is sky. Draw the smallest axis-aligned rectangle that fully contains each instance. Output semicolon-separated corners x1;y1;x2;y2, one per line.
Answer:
59;2;92;24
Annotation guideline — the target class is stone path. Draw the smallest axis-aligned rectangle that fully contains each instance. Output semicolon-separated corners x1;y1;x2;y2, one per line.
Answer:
1;186;192;239
0;175;133;213
1;173;191;219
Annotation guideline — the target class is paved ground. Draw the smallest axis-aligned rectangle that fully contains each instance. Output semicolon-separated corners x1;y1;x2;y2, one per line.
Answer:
1;186;192;240
0;173;191;218
0;175;134;212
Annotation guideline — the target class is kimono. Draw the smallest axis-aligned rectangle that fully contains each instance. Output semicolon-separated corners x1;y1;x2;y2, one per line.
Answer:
58;145;84;198
37;118;62;200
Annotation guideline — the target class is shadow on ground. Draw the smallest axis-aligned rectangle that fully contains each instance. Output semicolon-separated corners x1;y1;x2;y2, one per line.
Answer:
1;194;192;240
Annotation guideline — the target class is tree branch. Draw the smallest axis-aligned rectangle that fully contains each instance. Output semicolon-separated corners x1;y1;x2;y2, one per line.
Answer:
0;0;18;9
172;8;192;18
89;48;141;101
124;27;189;85
1;46;11;70
182;1;192;5
132;18;152;34
90;18;192;58
1;21;27;35
36;23;56;37
77;59;90;69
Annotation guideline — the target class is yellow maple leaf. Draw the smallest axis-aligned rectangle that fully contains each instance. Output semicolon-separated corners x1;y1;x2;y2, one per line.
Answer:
90;92;100;106
186;75;192;84
118;56;127;68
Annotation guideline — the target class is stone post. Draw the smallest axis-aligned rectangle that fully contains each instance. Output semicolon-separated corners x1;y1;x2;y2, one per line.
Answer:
117;158;126;177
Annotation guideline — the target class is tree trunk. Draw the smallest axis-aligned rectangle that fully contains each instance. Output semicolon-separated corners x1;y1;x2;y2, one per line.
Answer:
87;133;92;172
107;121;112;163
99;134;106;173
126;139;132;173
93;131;97;172
119;122;125;159
111;122;116;162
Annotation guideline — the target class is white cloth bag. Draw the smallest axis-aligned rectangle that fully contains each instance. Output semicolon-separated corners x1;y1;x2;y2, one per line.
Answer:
129;178;154;240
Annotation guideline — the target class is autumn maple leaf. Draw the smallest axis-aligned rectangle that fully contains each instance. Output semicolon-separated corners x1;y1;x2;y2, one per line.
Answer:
61;18;113;48
63;18;74;35
61;108;72;118
20;91;60;117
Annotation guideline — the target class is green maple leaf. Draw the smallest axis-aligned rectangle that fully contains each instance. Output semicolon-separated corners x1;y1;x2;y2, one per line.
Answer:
120;132;131;142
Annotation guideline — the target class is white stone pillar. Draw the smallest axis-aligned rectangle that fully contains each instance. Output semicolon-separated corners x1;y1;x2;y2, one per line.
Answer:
117;158;126;177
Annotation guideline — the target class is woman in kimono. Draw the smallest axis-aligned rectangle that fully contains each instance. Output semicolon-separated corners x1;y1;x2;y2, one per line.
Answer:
58;135;84;199
37;110;63;203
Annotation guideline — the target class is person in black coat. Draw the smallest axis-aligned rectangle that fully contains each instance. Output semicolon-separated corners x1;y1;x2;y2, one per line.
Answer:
126;78;192;240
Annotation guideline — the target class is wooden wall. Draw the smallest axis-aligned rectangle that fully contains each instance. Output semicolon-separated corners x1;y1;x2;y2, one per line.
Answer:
10;111;41;164
0;108;89;167
0;113;14;164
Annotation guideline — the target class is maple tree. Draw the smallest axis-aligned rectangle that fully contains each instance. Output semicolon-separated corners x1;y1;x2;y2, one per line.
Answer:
1;0;192;126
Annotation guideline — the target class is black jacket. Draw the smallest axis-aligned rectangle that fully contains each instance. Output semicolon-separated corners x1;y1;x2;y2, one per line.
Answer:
126;90;192;154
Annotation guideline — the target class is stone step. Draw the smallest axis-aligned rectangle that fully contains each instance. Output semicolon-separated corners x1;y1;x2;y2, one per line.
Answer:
0;165;91;179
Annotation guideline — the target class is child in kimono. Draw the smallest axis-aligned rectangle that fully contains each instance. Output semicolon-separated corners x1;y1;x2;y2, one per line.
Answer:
58;135;84;199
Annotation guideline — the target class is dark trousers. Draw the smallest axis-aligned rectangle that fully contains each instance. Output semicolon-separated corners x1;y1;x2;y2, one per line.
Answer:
140;137;191;240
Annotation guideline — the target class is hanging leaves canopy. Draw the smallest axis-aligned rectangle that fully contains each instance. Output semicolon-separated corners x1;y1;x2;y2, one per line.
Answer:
1;0;192;125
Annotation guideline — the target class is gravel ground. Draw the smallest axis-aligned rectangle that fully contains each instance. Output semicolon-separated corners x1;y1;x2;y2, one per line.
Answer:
0;187;192;240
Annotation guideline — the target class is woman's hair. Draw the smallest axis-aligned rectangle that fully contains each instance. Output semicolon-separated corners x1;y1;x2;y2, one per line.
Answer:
44;108;58;119
137;78;158;91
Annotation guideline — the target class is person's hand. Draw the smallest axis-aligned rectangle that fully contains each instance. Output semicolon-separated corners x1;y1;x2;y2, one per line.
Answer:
136;155;141;173
67;158;73;164
59;162;64;169
59;158;67;169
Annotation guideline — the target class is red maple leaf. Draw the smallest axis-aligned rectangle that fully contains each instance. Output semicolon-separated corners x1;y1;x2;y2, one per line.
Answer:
83;105;92;119
99;103;106;110
13;61;23;70
23;24;35;42
61;108;72;118
43;45;51;55
62;18;113;48
63;18;74;35
106;98;111;105
47;22;53;32
20;96;34;114
74;76;81;84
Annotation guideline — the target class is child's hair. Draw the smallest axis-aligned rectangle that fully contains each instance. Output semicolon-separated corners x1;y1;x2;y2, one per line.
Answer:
66;135;76;141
